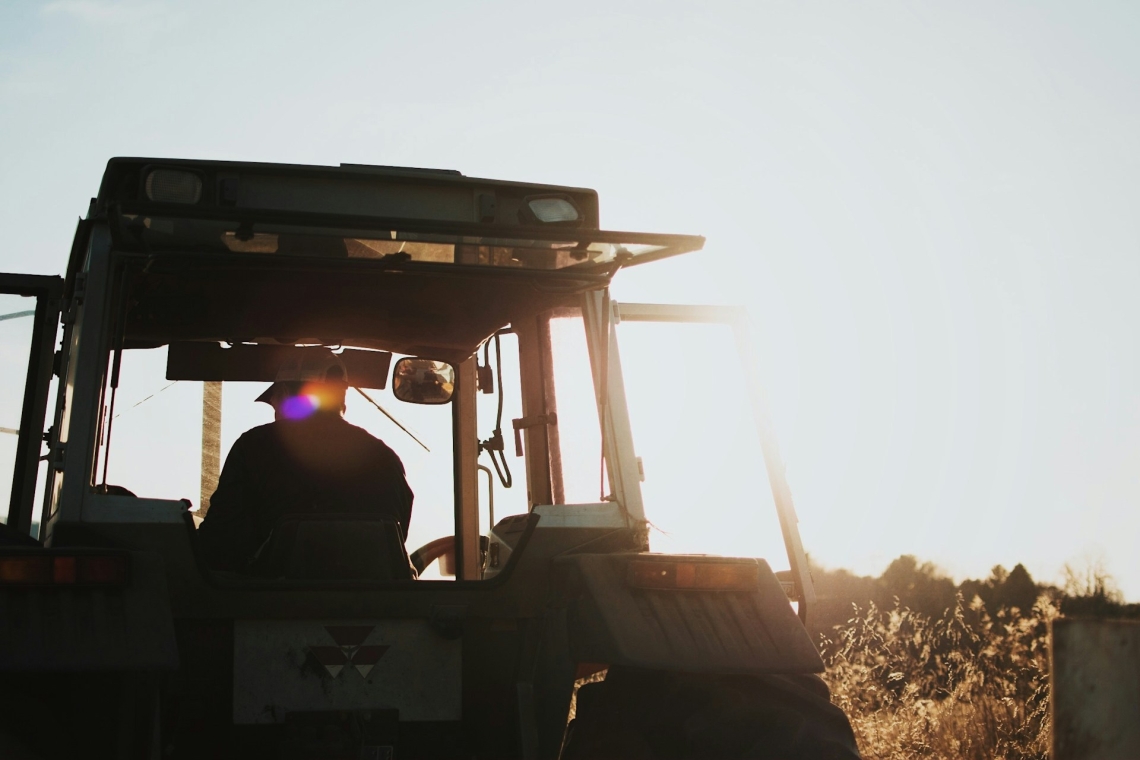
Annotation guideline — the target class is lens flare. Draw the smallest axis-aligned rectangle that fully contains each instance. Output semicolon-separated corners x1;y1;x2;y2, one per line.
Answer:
281;393;319;420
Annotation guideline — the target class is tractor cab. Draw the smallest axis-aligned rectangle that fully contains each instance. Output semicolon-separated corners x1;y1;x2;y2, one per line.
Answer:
0;159;851;760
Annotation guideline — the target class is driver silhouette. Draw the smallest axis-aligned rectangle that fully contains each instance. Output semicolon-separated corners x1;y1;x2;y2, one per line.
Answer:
196;351;413;572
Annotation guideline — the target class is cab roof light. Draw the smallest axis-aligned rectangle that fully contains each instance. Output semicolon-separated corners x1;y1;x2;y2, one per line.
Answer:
626;560;759;591
519;195;581;226
0;554;130;586
144;168;203;204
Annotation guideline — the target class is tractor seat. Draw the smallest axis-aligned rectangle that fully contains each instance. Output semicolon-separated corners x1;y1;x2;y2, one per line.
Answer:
249;513;416;581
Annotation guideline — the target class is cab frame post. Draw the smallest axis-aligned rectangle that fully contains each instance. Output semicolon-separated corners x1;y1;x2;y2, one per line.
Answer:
452;356;481;579
582;290;647;542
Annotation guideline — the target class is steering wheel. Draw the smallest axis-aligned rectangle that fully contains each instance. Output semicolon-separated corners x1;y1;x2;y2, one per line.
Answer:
409;536;490;576
410;536;456;575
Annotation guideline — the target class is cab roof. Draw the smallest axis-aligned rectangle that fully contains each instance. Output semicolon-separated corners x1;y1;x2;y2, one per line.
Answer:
87;158;704;363
96;157;604;231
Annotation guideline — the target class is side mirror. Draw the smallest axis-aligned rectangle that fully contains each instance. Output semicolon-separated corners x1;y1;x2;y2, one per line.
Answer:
392;358;456;405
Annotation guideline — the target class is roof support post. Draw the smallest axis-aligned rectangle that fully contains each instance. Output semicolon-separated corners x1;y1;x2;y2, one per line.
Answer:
514;316;554;509
452;356;481;580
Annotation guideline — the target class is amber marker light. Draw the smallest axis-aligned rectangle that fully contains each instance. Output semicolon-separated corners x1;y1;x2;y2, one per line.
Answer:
0;553;129;586
0;555;51;584
626;560;760;590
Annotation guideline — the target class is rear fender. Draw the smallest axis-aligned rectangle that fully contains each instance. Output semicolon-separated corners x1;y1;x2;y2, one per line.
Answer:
555;553;823;675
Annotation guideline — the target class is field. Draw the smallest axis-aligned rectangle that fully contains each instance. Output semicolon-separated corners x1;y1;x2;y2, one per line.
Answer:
821;596;1053;760
813;557;1135;760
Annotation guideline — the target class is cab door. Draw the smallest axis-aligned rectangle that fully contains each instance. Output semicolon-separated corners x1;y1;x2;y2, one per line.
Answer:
0;274;63;540
598;299;816;624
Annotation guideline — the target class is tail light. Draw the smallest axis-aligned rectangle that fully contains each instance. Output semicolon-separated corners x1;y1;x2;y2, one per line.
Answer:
0;553;129;586
626;559;759;590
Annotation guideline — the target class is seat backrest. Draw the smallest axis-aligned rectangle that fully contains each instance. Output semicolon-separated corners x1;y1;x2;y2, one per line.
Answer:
251;514;415;581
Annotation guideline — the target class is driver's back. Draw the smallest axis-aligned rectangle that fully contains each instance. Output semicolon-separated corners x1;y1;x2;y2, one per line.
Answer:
197;415;413;572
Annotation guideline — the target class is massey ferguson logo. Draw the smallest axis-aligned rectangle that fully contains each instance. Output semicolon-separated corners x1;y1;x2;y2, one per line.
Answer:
307;625;389;679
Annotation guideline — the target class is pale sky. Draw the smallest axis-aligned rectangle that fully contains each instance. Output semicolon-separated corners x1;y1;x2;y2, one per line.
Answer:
2;2;1139;596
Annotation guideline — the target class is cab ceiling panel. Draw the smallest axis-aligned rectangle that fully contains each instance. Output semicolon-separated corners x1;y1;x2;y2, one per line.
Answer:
123;256;589;363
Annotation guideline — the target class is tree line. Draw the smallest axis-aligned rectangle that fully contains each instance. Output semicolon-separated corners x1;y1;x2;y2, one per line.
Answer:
807;554;1139;642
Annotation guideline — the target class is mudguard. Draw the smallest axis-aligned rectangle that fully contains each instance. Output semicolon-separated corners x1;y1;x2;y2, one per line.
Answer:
0;549;178;671
556;553;824;674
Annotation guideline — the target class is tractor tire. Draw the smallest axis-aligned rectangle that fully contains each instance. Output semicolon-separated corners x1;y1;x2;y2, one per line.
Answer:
560;666;860;760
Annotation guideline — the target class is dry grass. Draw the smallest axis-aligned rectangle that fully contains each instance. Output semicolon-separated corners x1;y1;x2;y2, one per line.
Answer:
567;591;1059;757
821;594;1057;760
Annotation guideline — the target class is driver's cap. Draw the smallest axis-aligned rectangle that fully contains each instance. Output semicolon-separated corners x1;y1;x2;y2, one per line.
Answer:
255;350;348;404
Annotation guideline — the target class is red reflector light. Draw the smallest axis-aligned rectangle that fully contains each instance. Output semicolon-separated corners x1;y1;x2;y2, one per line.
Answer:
52;556;77;584
626;560;759;590
79;555;129;584
0;554;129;586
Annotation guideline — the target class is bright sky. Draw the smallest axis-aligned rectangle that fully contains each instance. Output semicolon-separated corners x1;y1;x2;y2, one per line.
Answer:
2;2;1139;596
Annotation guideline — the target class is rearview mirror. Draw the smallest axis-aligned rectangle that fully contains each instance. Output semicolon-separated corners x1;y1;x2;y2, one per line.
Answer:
392;358;456;405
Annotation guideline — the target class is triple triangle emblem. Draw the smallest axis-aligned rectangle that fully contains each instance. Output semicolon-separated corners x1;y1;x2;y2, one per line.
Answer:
308;625;390;679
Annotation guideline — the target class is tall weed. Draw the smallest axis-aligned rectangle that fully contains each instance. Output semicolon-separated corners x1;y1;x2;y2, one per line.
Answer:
821;594;1056;760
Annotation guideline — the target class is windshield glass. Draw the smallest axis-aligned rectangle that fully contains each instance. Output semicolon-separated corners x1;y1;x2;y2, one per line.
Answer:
100;345;458;572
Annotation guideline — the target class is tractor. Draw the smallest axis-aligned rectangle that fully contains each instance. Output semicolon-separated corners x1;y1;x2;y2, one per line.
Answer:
0;158;859;759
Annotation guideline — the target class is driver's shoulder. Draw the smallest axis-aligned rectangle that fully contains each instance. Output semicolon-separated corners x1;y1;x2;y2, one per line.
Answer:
238;422;280;445
340;420;400;458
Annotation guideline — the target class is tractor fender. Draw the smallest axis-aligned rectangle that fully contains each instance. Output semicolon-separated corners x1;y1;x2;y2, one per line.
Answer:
554;553;823;675
0;549;178;671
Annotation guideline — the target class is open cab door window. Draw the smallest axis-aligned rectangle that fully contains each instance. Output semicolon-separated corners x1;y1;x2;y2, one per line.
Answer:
606;301;817;624
0;274;63;541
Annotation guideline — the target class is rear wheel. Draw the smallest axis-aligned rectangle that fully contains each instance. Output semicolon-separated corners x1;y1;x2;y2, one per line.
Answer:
0;672;160;760
561;667;860;760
